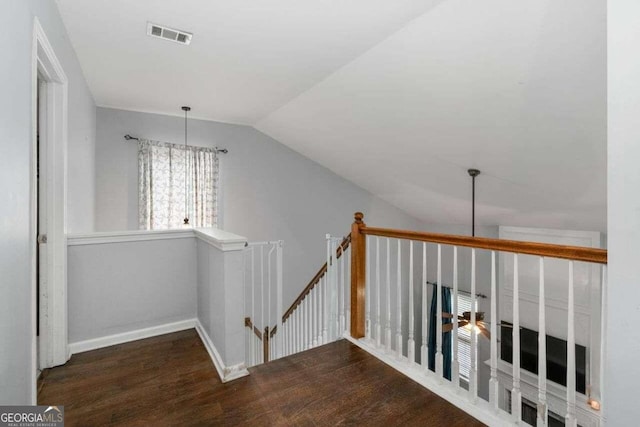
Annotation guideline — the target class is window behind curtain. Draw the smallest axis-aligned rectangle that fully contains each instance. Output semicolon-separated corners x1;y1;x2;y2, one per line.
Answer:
138;139;219;230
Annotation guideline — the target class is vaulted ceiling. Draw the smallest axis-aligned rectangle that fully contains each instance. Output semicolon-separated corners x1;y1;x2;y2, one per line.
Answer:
57;0;607;231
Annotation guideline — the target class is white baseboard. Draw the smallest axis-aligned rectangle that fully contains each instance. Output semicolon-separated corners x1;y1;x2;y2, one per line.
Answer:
343;335;515;427
68;319;197;355
195;320;249;383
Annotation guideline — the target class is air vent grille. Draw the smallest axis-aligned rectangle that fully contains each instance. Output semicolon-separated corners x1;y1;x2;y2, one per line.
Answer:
147;22;192;45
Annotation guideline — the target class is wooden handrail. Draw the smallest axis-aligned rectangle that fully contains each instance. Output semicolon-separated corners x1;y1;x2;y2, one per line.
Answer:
244;317;263;341
281;235;352;323
361;226;607;264
263;326;269;363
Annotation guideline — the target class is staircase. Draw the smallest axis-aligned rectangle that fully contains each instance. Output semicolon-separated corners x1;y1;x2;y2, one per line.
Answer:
245;212;607;426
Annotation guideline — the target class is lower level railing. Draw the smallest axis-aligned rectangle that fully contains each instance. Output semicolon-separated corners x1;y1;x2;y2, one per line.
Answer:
280;235;351;355
348;212;607;427
242;213;607;426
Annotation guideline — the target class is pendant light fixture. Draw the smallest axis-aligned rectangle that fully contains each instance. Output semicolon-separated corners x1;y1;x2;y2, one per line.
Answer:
468;168;480;237
182;106;191;226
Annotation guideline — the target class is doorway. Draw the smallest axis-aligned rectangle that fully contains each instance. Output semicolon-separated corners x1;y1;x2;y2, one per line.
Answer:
32;18;69;400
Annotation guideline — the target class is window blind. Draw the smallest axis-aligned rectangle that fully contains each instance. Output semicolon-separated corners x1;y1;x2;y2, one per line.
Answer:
456;293;476;382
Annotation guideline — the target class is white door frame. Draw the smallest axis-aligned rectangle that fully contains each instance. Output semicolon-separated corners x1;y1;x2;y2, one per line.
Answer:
31;17;69;389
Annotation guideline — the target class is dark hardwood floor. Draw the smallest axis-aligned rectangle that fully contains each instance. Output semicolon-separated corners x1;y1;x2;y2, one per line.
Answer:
38;330;485;426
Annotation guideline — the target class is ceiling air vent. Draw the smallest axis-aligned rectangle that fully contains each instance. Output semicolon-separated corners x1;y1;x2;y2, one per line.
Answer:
146;22;192;45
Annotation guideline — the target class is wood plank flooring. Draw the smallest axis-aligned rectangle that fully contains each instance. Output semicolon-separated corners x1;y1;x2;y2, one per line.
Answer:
38;329;485;426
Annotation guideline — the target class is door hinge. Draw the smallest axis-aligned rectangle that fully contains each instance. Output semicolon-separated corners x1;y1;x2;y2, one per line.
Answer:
38;234;48;244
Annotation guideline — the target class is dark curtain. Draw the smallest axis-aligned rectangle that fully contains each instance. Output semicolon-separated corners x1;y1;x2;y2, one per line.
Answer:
428;284;452;380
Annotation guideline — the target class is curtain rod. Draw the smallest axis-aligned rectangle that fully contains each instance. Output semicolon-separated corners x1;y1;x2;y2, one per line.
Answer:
123;134;228;154
426;281;487;299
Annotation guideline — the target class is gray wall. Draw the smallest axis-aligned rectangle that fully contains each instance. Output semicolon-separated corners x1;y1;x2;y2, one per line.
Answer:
607;0;640;423
95;107;429;308
68;238;197;343
196;239;245;367
0;0;95;405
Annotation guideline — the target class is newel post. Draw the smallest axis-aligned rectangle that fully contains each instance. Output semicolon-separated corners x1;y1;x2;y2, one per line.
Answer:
351;212;367;338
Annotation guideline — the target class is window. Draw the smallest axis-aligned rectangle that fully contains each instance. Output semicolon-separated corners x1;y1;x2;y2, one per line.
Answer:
456;293;476;383
138;139;219;230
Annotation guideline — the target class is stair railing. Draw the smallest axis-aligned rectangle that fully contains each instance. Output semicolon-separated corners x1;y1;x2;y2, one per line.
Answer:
244;240;283;368
277;234;351;358
348;212;607;426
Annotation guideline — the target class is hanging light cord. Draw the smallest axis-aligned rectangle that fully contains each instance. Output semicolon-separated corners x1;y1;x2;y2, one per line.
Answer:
468;169;480;237
183;106;190;225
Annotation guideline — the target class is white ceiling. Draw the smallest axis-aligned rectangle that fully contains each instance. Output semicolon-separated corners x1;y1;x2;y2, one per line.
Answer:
256;0;607;231
58;0;606;231
56;0;441;124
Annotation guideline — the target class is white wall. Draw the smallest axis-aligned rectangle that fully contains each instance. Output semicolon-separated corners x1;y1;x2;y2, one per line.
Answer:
94;107;429;309
0;0;95;405
606;0;640;423
0;0;36;406
67;237;197;343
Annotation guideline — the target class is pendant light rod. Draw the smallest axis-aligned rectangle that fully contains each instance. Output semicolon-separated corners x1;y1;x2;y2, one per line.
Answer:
182;106;191;225
468;168;481;237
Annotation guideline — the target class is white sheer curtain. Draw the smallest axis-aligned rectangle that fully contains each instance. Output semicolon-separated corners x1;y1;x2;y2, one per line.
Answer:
138;139;219;230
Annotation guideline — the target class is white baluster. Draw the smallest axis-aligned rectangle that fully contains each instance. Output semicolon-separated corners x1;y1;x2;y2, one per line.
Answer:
436;244;443;379
339;242;345;336
512;254;522;423
408;241;415;364
261;246;265;355
308;293;313;349
385;238;392;353
290;312;294;355
268;245;272;357
566;261;577;427
302;297;307;351
311;286;317;348
346;246;351;335
307;294;312;349
366;235;372;340
333;238;340;341
318;277;324;345
276;241;283;359
298;306;302;353
396;240;403;359
320;258;331;344
376;237;382;347
296;306;300;353
537;257;548;427
330;235;336;342
489;251;499;411
318;283;323;345
452;246;459;386
470;248;478;400
324;240;330;344
421;242;428;367
304;296;309;351
251;247;256;366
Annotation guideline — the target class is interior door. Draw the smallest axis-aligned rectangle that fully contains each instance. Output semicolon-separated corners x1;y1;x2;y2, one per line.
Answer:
37;78;48;369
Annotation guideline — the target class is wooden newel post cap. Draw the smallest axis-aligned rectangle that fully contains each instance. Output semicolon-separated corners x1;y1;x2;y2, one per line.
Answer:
354;212;364;224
